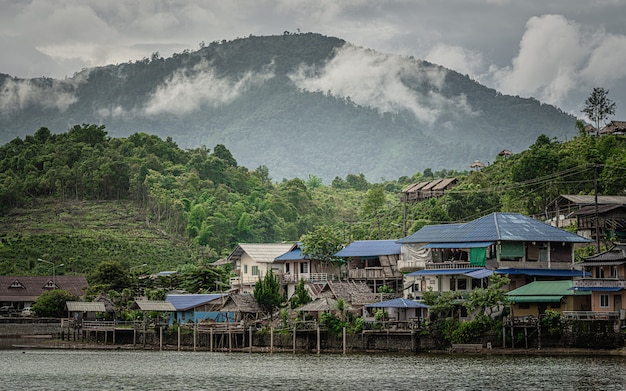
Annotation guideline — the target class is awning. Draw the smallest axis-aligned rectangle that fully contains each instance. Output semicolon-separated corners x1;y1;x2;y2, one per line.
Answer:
495;268;590;277
407;268;478;276
569;286;623;292
407;268;492;279
464;269;493;279
422;242;493;249
578;261;626;267
508;295;563;303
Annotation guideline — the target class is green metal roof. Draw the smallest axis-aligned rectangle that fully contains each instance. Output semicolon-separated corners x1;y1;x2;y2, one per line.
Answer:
508;295;564;303
506;280;590;298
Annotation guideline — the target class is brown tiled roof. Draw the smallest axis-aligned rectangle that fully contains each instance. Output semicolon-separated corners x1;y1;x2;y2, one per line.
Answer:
0;276;88;302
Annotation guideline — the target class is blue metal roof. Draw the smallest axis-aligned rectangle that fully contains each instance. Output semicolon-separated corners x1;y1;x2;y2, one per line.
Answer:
365;297;429;309
166;294;225;311
398;212;592;244
494;268;590;277
464;269;494;279
275;247;310;261
569;286;623;292
423;241;493;249
407;268;483;276
335;240;401;257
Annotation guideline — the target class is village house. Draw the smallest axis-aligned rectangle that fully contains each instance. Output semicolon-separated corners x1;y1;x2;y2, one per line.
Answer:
334;239;404;294
506;280;591;318
274;242;341;299
166;293;227;325
544;195;626;244
0;275;88;312
572;243;626;320
398;212;592;300
227;243;293;294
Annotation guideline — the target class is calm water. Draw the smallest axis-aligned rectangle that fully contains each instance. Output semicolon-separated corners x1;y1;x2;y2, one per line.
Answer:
2;349;625;390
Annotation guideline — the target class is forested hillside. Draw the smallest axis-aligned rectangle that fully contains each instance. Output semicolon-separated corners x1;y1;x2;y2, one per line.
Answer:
0;33;577;181
1;125;625;277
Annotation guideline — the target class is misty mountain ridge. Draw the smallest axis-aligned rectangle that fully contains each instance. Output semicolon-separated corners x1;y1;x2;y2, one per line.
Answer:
0;32;577;181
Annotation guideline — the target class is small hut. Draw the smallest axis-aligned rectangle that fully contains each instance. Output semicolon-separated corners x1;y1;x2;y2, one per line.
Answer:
470;160;485;170
365;298;429;321
218;294;262;324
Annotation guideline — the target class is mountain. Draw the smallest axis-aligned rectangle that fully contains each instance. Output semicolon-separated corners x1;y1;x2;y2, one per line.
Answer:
0;33;577;182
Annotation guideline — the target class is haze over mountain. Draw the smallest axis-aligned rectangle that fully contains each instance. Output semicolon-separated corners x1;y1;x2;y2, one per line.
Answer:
0;33;577;182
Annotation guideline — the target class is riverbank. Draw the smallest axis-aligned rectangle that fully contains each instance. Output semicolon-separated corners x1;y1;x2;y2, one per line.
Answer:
8;337;626;357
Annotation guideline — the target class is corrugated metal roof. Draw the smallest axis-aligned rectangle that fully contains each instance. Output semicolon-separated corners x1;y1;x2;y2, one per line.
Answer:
559;195;626;205
398;213;591;244
422;241;493;248
495;268;589;277
508;295;564;303
407;268;480;276
570;286;623;292
335;240;401;257
506;280;585;298
227;243;294;263
166;294;225;311
131;300;176;312
275;247;309;261
365;298;429;309
464;269;493;279
66;301;107;312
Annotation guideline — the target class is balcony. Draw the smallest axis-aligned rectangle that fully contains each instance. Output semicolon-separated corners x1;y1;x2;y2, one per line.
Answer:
349;267;385;279
281;273;328;283
397;259;426;272
572;278;626;289
425;261;471;270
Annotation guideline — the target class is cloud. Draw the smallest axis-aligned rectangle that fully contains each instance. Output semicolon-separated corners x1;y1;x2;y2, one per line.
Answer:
288;44;476;123
143;60;275;115
0;78;78;114
491;14;626;110
425;43;485;78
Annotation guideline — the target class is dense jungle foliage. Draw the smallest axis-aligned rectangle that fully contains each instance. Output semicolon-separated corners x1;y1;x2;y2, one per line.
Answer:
1;124;625;278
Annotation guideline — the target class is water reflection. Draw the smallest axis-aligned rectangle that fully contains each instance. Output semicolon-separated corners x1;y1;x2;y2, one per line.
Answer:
2;350;625;390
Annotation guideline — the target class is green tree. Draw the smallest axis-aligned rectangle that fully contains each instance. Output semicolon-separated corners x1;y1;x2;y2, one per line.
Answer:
290;278;312;309
582;87;616;136
300;225;344;270
362;186;386;239
464;274;510;318
31;289;78;318
88;261;132;292
253;270;282;316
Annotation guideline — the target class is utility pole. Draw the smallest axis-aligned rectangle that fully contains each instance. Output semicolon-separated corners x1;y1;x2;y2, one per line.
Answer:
593;164;600;252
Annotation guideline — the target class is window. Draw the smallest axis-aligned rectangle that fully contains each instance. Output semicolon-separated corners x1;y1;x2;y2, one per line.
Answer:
252;265;259;276
596;266;605;278
600;294;609;308
300;262;308;273
519;303;530;309
550;302;561;309
610;266;618;278
457;279;467;291
244;264;248;274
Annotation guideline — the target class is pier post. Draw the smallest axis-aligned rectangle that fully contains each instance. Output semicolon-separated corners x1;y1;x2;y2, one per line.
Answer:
210;328;214;352
249;326;253;353
193;323;197;352
293;326;296;354
178;326;181;351
343;327;346;355
270;327;274;353
160;326;163;351
317;326;320;354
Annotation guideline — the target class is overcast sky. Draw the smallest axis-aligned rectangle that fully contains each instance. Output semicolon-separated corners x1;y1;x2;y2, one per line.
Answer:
1;0;625;118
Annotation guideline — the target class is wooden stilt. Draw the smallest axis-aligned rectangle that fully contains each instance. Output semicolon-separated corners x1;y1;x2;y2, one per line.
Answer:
316;326;320;354
293;326;296;354
178;326;181;351
160;327;163;351
343;327;346;355
270;327;274;353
